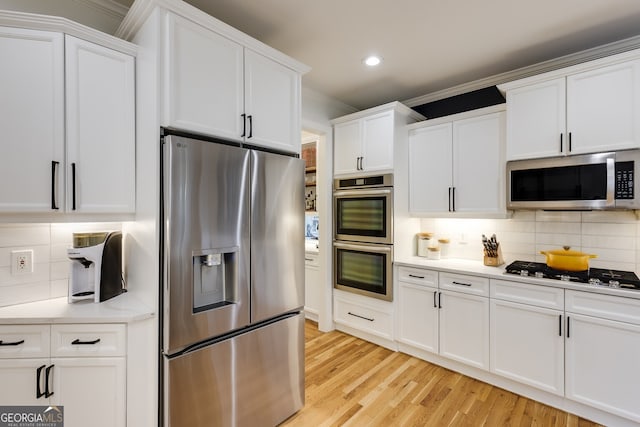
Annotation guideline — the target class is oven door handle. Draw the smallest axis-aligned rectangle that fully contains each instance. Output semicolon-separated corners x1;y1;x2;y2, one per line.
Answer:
333;188;392;198
333;241;392;254
606;157;615;207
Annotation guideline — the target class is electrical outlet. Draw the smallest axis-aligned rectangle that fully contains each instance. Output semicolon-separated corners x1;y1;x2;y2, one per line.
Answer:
11;249;34;275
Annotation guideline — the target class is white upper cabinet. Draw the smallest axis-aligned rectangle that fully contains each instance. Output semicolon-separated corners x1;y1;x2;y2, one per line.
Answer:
0;27;64;212
0;25;135;215
502;56;640;160
65;36;135;214
408;107;506;217
165;13;302;153
332;103;424;177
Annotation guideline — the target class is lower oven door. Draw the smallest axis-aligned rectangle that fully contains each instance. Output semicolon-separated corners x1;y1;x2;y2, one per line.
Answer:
333;241;393;301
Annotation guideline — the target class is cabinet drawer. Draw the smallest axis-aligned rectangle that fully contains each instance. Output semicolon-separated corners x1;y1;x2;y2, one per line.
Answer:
304;252;319;267
566;290;640;326
491;279;564;310
334;296;393;340
440;272;489;296
397;266;438;288
0;324;50;359
51;324;126;357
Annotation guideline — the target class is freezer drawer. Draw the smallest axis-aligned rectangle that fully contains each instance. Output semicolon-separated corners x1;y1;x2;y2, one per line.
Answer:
164;313;304;427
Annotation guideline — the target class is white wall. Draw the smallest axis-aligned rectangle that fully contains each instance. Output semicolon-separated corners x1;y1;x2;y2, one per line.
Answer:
418;211;640;273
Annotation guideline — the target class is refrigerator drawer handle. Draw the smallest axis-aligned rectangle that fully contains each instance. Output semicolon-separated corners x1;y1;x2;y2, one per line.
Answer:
347;311;374;322
71;338;101;345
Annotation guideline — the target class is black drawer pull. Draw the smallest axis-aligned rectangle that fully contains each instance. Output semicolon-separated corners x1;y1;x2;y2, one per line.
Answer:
408;274;425;279
305;258;314;261
452;281;472;287
348;312;374;322
71;338;101;345
0;339;25;346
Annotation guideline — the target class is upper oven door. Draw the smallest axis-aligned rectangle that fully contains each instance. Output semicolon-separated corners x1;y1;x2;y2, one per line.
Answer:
334;188;393;244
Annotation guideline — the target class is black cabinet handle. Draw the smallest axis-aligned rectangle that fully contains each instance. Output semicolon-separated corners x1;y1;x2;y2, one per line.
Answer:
241;113;246;137
568;132;572;152
408;274;425;279
566;316;571;338
433;291;437;308
36;365;46;398
559;315;562;336
452;187;456;212
51;161;59;210
452;281;471;287
0;339;25;346
348;311;374;322
560;133;563;153
71;338;101;345
44;364;54;398
247;115;253;138
438;292;442;309
448;187;452;212
71;162;77;210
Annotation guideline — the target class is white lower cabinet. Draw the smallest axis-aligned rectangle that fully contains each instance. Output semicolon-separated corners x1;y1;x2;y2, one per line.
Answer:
304;252;320;321
565;290;640;423
396;267;489;370
490;280;564;395
0;323;126;427
334;289;394;347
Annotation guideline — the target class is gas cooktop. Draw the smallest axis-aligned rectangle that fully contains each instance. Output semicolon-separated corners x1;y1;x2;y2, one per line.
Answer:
505;260;640;290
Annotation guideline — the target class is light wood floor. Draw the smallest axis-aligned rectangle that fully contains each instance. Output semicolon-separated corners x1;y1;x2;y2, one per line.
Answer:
281;320;602;427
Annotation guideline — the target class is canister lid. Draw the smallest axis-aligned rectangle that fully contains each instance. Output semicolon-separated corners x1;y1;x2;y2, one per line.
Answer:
417;232;433;239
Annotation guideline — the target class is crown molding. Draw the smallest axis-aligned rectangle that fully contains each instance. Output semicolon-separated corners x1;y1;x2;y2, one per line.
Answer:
73;0;130;21
403;34;640;107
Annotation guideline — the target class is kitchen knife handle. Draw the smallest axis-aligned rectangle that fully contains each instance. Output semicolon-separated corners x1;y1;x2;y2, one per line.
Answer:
71;162;77;210
248;115;253;138
560;133;563;153
36;364;46;398
51;161;59;210
44;364;54;398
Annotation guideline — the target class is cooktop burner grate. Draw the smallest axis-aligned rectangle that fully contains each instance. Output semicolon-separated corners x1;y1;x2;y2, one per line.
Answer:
505;260;640;290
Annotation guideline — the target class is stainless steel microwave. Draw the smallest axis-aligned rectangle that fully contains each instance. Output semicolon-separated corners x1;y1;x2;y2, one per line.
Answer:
507;150;640;210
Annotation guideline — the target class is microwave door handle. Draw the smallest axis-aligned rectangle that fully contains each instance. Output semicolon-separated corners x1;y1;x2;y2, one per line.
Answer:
606;157;615;207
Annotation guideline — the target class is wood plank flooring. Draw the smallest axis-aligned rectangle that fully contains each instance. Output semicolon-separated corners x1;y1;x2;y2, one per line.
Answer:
281;320;602;427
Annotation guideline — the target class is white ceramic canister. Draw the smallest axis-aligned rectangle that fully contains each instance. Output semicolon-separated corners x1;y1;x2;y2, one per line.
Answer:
427;246;441;260
438;238;450;258
417;233;433;257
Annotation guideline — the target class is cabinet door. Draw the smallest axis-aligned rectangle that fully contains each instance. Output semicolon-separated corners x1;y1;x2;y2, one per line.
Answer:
0;359;49;405
408;123;453;213
165;13;244;141
490;300;564;395
333;120;362;176
304;262;320;319
565;313;640;423
439;290;489;370
567;59;640;155
397;282;439;353
453;112;504;213
245;49;300;153
65;36;135;213
361;111;394;173
0;27;64;212
51;357;126;427
505;78;565;160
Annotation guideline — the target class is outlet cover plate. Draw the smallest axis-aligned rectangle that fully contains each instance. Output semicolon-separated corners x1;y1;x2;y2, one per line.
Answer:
11;249;34;275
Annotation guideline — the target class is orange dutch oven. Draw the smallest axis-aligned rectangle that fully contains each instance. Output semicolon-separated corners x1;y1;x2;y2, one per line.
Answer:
539;246;597;271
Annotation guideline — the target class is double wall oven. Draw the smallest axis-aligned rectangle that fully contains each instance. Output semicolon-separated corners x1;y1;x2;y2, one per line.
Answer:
333;174;393;301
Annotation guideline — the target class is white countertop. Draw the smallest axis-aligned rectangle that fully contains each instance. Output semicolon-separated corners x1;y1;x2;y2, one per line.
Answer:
0;292;155;324
395;256;640;300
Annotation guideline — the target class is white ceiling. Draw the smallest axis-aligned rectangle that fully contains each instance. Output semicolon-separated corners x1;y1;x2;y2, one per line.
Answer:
117;0;640;110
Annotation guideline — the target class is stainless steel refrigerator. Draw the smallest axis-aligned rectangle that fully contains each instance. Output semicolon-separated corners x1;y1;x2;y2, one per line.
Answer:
160;132;305;426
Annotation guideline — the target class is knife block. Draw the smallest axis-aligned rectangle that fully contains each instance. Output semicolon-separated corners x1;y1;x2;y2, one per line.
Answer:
483;244;504;267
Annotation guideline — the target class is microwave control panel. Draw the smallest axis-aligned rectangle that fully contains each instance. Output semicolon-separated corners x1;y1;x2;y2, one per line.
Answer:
615;161;634;199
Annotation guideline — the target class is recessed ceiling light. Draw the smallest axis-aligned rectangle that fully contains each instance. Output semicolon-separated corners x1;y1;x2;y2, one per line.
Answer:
363;55;382;67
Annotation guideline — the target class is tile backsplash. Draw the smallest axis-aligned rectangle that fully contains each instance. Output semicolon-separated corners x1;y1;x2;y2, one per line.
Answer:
0;222;122;307
419;211;640;274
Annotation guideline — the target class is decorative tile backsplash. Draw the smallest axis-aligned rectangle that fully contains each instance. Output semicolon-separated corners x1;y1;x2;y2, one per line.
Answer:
420;211;640;273
0;222;122;307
